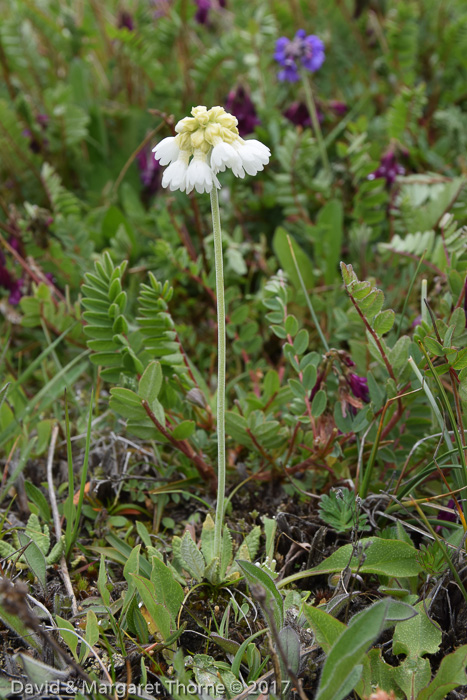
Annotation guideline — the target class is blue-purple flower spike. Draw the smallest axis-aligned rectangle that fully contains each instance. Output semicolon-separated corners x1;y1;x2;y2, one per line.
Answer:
274;30;325;82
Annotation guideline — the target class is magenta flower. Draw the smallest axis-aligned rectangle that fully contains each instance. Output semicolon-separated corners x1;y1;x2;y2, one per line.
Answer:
348;373;370;403
117;11;134;30
137;145;162;196
436;499;457;532
0;251;24;305
225;86;260;137
283;101;325;129
194;0;211;23
274;30;325;82
368;150;405;188
328;100;348;116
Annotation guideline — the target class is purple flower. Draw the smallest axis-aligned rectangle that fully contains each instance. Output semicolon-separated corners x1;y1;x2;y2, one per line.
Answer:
151;0;173;19
284;101;311;127
368;150;405;188
328;100;348;116
0;252;24;305
36;114;49;128
284;101;323;129
348;373;370;403
310;369;325;401
274;30;325;82
436;499;457;532
194;0;211;23
225;86;260;137
117;11;134;30
137;145;161;196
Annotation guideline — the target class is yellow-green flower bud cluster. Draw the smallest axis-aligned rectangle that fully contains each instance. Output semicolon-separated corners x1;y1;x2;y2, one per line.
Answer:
175;106;240;155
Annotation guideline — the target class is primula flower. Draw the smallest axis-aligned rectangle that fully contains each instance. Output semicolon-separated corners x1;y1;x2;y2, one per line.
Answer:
274;30;325;82
368;150;405;188
153;105;270;194
225;86;260;136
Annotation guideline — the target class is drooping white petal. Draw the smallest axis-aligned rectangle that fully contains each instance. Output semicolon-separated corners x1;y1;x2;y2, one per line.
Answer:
210;141;243;174
152;136;179;166
185;154;220;194
233;139;270;177
161;153;189;191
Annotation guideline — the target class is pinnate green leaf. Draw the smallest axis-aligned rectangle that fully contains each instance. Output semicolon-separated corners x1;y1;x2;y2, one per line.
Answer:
373;309;395;336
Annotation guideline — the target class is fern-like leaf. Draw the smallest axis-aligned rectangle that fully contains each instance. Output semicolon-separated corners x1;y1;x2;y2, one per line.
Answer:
341;262;395;337
82;252;142;382
137;273;187;374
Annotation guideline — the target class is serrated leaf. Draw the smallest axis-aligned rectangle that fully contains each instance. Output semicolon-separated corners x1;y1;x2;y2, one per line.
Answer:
220;527;233;580
150;556;184;622
200;514;215;568
180;532;205;582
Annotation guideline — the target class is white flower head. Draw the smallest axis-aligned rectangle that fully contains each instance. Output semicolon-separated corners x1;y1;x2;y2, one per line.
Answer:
186;151;220;194
153;105;270;194
161;150;190;192
152;136;179;166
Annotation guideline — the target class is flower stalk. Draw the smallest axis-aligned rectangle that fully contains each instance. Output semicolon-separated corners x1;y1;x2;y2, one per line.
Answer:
152;105;270;567
211;187;226;562
301;70;330;179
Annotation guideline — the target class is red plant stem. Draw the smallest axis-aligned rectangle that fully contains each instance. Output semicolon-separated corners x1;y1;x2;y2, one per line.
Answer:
141;399;217;490
347;290;397;384
0;229;66;305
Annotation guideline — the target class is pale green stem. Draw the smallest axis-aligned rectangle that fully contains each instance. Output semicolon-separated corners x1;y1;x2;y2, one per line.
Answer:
301;71;331;179
421;278;428;324
211;187;226;563
408;356;453;451
287;234;329;352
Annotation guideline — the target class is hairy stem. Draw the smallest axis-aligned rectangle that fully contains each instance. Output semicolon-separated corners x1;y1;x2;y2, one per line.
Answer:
301;71;331;179
211;187;226;562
